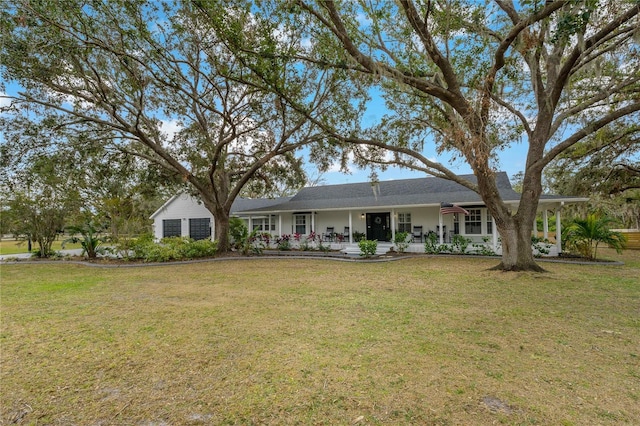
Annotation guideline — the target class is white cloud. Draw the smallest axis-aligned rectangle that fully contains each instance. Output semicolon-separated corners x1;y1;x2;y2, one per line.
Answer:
0;92;12;108
160;119;182;140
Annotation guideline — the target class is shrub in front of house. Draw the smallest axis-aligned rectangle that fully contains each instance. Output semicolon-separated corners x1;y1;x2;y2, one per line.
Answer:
128;235;217;262
276;234;292;250
472;237;498;256
394;231;410;253
562;214;626;260
352;231;366;242
424;232;446;254
179;238;218;259
249;231;272;254
531;236;552;257
450;234;471;254
229;217;249;252
358;239;378;258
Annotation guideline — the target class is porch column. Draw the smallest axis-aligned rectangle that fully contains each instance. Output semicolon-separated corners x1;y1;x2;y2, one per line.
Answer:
311;212;315;233
438;209;443;244
348;212;353;244
492;216;497;251
543;209;549;240
278;215;282;237
556;204;563;253
248;216;253;232
391;209;396;241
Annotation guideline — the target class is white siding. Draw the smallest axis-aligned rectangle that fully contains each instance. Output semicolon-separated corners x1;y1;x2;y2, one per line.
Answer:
151;194;214;240
313;211;364;237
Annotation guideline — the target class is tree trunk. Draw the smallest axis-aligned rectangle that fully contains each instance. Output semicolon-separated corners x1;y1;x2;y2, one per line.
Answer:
212;207;231;254
475;169;546;272
493;218;546;272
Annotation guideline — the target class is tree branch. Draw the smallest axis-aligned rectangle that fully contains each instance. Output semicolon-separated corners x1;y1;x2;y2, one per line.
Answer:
550;3;640;109
541;101;640;167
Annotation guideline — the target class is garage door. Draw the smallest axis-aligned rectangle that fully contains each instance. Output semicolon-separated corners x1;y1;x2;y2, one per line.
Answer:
189;218;211;240
163;219;181;238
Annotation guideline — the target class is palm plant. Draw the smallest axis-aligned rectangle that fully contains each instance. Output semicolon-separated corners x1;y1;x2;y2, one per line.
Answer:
563;214;627;260
63;221;109;259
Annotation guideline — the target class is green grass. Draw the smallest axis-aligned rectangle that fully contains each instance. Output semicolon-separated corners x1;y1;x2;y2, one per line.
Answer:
0;238;82;255
1;249;639;424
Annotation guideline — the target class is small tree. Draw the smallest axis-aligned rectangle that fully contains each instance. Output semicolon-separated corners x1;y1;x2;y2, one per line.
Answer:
8;193;68;257
1;154;81;258
563;214;627;260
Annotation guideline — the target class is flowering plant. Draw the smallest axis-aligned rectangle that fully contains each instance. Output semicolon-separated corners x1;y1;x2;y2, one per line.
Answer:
276;234;292;250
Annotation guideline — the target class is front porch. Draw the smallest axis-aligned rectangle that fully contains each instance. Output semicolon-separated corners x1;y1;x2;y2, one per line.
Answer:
240;201;565;258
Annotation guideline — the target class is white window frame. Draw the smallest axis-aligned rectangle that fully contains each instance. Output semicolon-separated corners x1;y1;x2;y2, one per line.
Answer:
464;208;482;235
397;212;412;233
293;214;307;235
252;215;276;232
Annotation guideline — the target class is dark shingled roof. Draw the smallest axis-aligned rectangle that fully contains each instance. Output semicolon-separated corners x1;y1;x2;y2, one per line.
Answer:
231;196;292;212
234;172;538;213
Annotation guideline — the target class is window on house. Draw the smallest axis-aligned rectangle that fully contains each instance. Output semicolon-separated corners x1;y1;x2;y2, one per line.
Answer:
294;214;306;234
189;218;211;240
486;210;493;235
162;219;181;238
464;209;482;234
252;216;276;232
397;212;412;233
453;213;460;235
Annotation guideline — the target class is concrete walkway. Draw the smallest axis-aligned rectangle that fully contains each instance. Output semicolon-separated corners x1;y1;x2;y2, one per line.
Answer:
0;249;84;261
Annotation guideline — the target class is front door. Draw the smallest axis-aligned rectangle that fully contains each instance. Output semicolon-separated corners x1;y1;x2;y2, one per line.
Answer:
366;212;390;241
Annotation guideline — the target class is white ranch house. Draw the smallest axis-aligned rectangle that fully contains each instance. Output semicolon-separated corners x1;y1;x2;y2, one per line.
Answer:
150;172;587;256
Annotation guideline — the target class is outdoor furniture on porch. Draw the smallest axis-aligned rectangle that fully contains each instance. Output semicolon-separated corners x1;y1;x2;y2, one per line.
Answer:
412;226;423;243
323;227;335;242
342;226;350;242
437;225;447;242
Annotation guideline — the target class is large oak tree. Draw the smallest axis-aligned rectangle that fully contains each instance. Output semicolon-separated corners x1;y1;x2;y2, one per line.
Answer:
1;0;354;252
260;0;640;271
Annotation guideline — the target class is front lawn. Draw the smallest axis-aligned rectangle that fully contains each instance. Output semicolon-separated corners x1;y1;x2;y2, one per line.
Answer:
1;249;638;424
